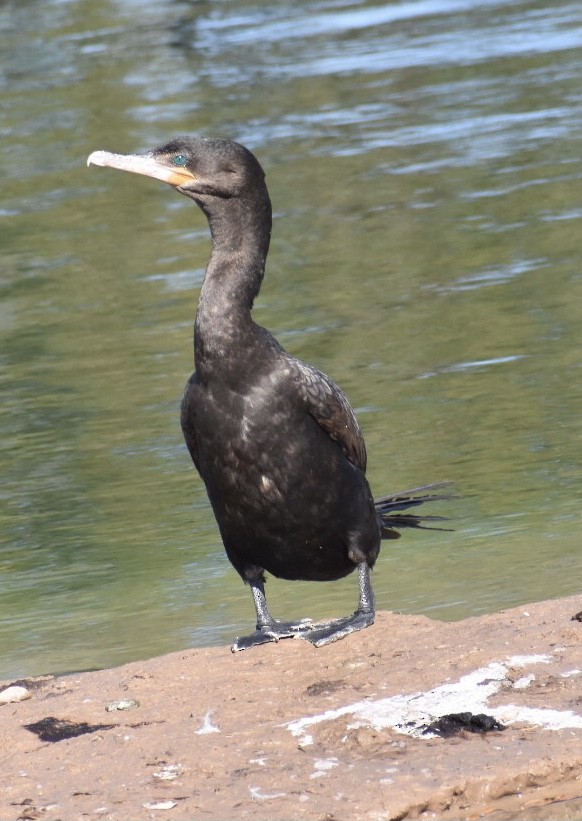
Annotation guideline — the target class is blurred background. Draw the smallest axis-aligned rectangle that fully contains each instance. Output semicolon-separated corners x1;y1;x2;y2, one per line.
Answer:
1;0;581;679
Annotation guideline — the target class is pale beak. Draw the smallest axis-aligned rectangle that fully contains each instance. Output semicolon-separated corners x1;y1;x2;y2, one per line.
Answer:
87;151;195;187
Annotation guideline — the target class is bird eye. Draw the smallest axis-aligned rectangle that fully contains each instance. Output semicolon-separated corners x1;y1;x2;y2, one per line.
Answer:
173;154;188;167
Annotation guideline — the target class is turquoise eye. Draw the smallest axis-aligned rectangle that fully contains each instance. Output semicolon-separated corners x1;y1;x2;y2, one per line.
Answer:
173;154;188;167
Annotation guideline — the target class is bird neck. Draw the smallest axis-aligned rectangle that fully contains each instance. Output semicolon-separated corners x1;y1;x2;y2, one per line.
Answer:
194;193;272;375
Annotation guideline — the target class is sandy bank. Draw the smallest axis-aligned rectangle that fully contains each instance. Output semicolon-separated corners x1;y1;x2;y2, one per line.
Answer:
2;595;582;820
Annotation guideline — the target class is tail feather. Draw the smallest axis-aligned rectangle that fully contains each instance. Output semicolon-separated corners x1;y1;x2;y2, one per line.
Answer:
375;482;456;539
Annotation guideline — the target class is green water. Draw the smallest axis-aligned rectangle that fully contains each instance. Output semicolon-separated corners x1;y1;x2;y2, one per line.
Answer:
1;0;581;679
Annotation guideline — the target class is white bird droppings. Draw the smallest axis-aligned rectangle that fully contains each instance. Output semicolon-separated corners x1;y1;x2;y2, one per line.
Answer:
286;654;582;743
310;757;339;779
143;800;177;810
195;711;220;735
249;785;286;800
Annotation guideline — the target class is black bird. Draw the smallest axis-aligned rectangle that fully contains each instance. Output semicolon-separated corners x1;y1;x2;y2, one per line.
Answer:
87;137;451;651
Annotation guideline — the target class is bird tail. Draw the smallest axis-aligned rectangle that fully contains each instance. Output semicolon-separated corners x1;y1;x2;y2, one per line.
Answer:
375;482;455;539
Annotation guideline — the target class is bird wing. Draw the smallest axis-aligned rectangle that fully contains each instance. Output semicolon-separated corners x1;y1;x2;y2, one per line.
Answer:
290;358;367;472
180;372;201;472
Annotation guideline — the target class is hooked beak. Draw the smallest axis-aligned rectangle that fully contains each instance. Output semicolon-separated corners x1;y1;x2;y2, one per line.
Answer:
87;150;195;187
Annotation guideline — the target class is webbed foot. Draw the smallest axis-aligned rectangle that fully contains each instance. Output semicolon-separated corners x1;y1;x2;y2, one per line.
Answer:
231;618;313;652
300;609;374;647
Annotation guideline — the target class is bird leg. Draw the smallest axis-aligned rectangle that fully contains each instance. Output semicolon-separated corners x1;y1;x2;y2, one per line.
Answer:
301;562;375;647
232;564;375;651
231;576;313;652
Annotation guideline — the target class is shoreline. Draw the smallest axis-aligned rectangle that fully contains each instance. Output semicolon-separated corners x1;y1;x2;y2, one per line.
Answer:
2;594;582;820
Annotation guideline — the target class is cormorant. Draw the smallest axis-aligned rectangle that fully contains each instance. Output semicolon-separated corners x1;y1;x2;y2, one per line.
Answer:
87;137;451;651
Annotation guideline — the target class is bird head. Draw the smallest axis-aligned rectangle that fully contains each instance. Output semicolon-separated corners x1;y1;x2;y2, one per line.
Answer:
87;137;266;202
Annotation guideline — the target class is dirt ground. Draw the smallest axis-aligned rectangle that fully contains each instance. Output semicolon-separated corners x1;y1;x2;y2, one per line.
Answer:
2;595;582;821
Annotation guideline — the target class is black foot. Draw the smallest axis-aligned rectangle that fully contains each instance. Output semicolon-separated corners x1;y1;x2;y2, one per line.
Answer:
231;618;313;652
300;610;375;647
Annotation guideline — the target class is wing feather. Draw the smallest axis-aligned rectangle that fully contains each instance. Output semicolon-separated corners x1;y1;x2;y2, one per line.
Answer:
290;357;367;472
